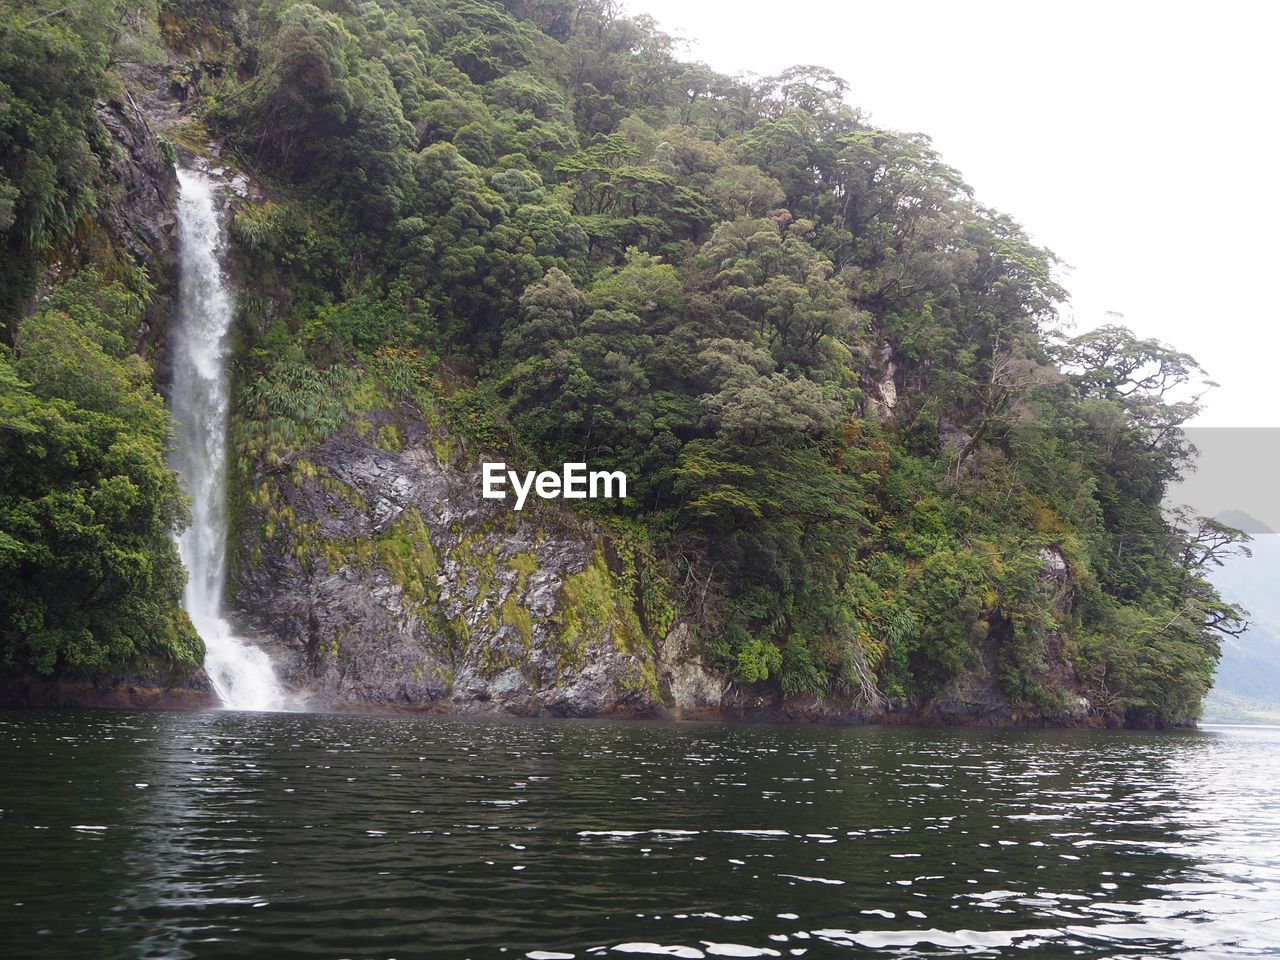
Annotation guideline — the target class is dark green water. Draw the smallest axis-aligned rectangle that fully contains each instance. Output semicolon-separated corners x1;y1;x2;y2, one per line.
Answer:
1;711;1278;958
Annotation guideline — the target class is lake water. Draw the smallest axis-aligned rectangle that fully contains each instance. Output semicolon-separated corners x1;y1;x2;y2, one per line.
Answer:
1;711;1278;959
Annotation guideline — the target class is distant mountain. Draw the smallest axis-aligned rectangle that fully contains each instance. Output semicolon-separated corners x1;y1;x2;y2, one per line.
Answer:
1204;533;1280;723
1215;510;1276;536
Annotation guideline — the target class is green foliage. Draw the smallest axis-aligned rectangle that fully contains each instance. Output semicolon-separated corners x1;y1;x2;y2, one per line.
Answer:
0;273;200;674
551;549;646;673
1;0;110;324
729;633;782;685
233;361;378;471
212;2;414;224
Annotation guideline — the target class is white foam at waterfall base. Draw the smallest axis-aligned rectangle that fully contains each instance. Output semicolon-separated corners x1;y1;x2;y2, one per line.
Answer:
192;609;287;711
171;167;288;712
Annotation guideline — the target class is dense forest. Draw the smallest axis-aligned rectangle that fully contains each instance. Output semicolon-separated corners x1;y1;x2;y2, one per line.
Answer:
0;0;1251;723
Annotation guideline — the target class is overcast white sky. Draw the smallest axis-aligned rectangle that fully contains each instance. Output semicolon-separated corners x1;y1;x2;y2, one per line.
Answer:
628;0;1279;426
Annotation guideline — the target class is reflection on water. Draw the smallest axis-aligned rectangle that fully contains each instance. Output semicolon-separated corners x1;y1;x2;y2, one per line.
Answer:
1;711;1278;958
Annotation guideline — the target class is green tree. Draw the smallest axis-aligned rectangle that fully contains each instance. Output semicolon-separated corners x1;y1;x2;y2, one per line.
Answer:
0;274;200;674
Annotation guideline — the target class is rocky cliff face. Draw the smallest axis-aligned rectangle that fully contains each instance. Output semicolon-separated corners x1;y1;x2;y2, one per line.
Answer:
96;96;177;274
231;403;718;716
2;66;1131;726
95;85;180;351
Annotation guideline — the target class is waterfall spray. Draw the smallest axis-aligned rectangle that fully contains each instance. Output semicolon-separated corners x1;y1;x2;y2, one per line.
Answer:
171;167;288;711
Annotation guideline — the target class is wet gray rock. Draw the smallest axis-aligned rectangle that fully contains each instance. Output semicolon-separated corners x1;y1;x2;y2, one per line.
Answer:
869;343;899;419
232;408;667;717
1038;545;1070;583
657;624;728;717
96;96;178;271
92;73;184;389
939;416;973;455
226;400;1107;726
228;404;1102;727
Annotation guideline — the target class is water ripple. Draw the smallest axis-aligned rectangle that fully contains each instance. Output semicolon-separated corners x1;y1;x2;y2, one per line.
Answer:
1;712;1278;957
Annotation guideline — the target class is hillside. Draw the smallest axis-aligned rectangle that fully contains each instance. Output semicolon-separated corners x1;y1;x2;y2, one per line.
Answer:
1204;533;1280;724
0;0;1252;726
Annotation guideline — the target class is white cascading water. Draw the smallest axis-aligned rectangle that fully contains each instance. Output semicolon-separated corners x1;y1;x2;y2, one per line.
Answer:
171;167;288;711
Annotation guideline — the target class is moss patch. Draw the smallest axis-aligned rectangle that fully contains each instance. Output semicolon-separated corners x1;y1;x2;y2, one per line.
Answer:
374;421;404;451
551;549;646;671
501;594;534;648
319;507;437;607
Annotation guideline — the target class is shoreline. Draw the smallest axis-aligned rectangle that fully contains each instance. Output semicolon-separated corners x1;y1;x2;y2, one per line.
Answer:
0;675;1191;730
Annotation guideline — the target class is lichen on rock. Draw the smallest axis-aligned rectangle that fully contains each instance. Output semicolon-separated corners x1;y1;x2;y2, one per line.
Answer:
232;399;679;717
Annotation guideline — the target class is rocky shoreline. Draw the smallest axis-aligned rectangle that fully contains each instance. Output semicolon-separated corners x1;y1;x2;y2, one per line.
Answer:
0;679;1176;728
0;669;215;711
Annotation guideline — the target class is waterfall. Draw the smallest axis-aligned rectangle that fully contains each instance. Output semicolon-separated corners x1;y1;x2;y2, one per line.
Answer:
171;167;288;712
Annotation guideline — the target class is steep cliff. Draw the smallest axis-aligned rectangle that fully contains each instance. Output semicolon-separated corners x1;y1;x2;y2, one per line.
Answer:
219;348;778;721
232;400;703;716
94;92;179;307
